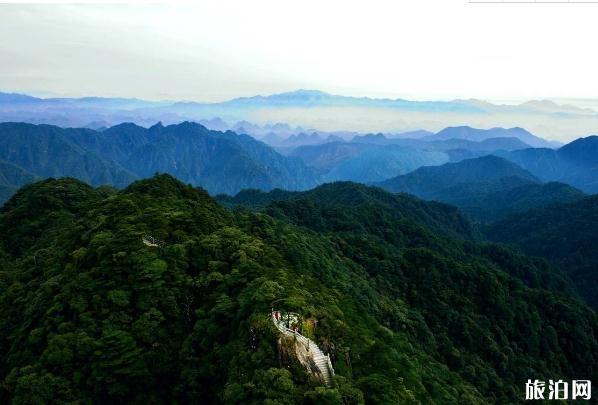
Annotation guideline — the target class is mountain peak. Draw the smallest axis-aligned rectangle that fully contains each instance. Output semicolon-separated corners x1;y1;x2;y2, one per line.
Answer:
428;126;555;148
284;89;330;97
168;121;210;133
106;122;144;131
149;121;164;131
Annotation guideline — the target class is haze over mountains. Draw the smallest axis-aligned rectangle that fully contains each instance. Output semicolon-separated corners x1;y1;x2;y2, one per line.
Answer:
2;89;598;141
1;96;598;403
1;119;597;207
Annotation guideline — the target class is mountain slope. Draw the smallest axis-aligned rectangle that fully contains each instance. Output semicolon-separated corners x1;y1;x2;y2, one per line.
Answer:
323;145;448;183
376;155;538;196
0;123;137;189
289;142;368;172
0;122;321;198
220;181;478;240
374;156;585;221
289;142;450;182
497;135;598;193
0;175;595;404
486;194;598;308
0;160;39;205
289;136;533;183
0;160;38;188
442;181;585;222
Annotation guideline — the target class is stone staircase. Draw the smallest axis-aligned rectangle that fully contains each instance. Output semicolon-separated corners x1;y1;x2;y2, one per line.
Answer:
142;234;165;248
272;312;334;386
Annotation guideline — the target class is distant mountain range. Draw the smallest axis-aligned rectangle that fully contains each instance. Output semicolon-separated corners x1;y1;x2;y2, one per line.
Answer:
1;120;597;210
323;145;448;183
376;155;585;222
287;127;544;185
422;126;558;148
2;89;598;140
0;123;137;188
496;135;598;193
0;122;319;200
350;133;532;150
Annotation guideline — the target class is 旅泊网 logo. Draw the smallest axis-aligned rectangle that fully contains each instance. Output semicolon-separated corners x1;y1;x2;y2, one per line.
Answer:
525;379;591;401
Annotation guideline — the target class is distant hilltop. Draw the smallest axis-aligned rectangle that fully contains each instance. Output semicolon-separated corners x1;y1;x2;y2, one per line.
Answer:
1;89;597;141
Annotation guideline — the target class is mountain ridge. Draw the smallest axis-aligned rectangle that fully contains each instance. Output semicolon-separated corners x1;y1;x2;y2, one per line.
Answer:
375;155;585;221
1;90;594;140
0;121;321;201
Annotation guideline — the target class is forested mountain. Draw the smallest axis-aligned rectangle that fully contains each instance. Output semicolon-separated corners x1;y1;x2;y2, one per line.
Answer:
376;155;537;192
323;146;448;183
497;136;598;193
486;194;598;309
290;142;450;183
374;156;585;222
288;142;369;173
0;123;137;189
0;160;39;203
0;122;320;201
219;181;478;240
1;175;595;404
288;133;538;184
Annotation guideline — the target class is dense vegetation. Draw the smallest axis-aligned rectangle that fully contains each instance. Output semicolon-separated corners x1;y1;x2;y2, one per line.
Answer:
0;121;319;201
1;175;596;404
486;194;598;309
375;156;585;222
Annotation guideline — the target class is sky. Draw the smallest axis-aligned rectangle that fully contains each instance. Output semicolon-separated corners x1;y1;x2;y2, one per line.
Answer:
0;0;597;104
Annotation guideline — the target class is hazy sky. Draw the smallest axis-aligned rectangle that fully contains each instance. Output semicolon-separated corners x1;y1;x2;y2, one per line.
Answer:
1;1;597;103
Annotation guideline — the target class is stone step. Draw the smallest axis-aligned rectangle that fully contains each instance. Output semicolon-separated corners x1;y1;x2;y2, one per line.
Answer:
272;312;334;387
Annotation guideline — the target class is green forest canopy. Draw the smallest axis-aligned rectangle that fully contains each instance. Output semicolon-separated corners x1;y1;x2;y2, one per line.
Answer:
0;175;596;404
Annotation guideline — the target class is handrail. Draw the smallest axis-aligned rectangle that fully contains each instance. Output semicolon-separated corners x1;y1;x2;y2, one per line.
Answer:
142;234;165;248
272;312;334;386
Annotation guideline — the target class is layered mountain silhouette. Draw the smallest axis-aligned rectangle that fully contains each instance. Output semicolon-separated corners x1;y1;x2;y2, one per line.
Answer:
498;135;598;192
0;123;137;188
1;120;596;210
323;145;448;183
290;142;450;182
2;89;598;141
0;122;320;201
289;130;535;181
376;155;585;221
423;126;557;148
